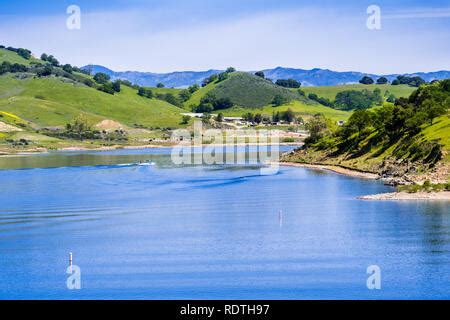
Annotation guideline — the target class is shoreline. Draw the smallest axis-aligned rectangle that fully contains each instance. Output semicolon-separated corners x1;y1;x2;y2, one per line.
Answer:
280;161;450;201
0;142;302;157
279;161;380;180
359;191;450;201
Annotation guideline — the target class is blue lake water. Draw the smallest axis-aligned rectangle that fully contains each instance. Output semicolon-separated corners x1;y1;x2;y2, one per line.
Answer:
0;147;449;300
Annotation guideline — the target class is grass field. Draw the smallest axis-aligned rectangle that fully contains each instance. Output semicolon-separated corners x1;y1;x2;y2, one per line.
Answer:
151;87;183;96
183;79;219;109
302;84;416;100
0;48;40;66
219;100;351;122
0;74;185;129
421;115;450;151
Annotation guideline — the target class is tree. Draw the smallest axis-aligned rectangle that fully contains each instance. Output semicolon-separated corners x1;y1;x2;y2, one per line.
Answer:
282;108;295;123
112;80;121;93
181;115;191;124
196;93;233;111
359;76;374;85
40;53;48;61
46;55;59;66
179;89;192;102
98;82;115;94
308;93;333;107
93;72;110;84
275;79;301;88
254;113;262;124
36;65;53;77
394;75;426;87
334;89;382;110
417;97;447;125
347;109;373;135
226;67;236;73
216;113;224;122
242;113;254;123
202;74;218;87
161;93;180;106
376;77;388;84
255;71;265;79
213;97;234;110
83;78;95;87
217;72;229;82
62;64;73;73
386;94;396;103
305;114;328;144
201;113;212;124
66;114;92;139
272;94;289;106
0;62;11;75
188;84;200;93
272;112;281;123
17;48;31;60
156;83;165;88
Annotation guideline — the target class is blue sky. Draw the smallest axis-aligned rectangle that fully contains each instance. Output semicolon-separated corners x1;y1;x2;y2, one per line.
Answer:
1;0;449;73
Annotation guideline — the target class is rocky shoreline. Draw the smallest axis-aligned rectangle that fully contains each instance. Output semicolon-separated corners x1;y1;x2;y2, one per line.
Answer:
279;162;380;180
359;191;450;201
280;161;449;201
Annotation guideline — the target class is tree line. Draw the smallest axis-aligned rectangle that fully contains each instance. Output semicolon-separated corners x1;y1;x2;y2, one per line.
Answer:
359;75;426;87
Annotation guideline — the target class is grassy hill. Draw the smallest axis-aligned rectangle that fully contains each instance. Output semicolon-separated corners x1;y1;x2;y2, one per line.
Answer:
184;72;309;109
0;48;39;66
0;74;185;129
302;84;416;101
283;80;450;185
0;48;190;152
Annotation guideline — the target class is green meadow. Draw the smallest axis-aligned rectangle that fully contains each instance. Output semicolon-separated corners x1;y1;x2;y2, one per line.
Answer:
0;75;185;129
302;84;416;100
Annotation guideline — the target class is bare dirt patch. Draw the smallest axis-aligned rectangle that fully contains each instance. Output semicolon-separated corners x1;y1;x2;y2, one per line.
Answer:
0;121;23;132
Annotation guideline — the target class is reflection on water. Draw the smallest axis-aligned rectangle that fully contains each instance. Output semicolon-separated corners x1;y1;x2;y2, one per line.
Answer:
0;147;449;299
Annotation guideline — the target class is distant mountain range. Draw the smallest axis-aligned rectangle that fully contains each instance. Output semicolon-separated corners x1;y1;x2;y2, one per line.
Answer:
83;65;450;88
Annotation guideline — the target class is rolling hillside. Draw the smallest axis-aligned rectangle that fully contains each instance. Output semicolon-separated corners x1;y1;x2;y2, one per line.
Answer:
0;49;38;66
0;74;185;129
283;80;450;184
184;72;311;109
0;48;188;152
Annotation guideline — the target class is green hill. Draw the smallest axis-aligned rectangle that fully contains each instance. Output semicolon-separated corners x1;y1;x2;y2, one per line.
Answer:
0;48;38;66
0;47;189;152
284;80;450;184
0;74;185;129
185;72;309;109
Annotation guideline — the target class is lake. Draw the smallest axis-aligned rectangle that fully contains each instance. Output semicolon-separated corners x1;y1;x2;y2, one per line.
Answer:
0;147;449;299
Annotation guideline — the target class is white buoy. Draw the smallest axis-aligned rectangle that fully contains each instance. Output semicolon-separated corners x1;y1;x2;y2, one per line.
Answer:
69;252;73;266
